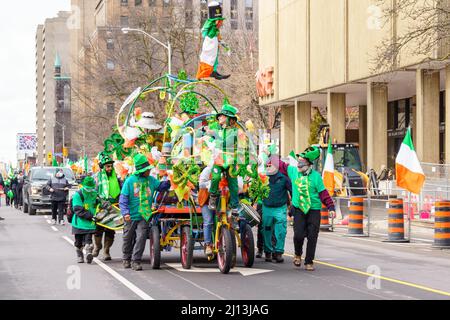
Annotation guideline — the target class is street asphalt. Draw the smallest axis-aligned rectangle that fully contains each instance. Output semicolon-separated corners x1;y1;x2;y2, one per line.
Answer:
1;204;450;300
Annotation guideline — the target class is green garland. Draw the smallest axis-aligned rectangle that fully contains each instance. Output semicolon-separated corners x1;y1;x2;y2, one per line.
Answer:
248;176;270;203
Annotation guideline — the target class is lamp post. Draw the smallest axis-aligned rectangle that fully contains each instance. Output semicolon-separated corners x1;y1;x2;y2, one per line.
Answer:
121;27;172;88
54;120;65;165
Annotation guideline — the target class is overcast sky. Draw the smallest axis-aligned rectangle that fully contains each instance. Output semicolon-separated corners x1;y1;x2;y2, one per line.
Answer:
0;0;71;164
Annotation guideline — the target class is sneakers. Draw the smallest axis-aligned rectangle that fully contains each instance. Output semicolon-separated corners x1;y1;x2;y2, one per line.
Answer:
131;261;143;271
305;263;315;271
123;260;131;269
51;219;57;225
0;216;5;221
274;253;284;263
256;249;263;259
59;219;65;226
85;244;94;264
76;248;84;263
205;244;213;257
265;252;272;262
293;255;302;267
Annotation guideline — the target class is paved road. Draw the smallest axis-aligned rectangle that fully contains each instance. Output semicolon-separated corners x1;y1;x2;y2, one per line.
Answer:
1;205;450;300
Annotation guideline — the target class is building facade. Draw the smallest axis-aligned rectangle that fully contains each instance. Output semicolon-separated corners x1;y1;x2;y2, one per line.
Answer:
35;12;72;166
258;0;450;171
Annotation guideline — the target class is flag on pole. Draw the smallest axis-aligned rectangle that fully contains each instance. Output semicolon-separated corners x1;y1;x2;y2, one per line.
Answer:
288;151;298;167
395;127;425;194
322;143;335;196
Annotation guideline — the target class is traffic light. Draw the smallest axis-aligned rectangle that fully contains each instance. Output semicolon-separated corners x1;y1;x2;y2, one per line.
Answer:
63;147;69;158
47;152;52;165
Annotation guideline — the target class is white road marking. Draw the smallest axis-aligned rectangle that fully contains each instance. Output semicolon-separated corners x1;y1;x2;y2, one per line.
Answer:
62;236;154;300
46;220;52;224
165;263;273;276
370;232;433;243
51;226;58;231
164;269;225;300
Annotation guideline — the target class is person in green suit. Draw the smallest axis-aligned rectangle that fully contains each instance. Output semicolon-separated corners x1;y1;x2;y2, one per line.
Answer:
72;176;101;264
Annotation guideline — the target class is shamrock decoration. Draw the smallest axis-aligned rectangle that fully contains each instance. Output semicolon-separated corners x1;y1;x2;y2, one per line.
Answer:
103;132;133;161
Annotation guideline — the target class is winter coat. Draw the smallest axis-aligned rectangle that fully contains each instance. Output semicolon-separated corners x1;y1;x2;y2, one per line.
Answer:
45;175;71;202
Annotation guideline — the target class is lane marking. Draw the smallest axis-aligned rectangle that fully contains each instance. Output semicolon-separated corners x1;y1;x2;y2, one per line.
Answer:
164;269;225;300
51;226;58;232
47;220;52;224
62;236;154;300
283;253;450;297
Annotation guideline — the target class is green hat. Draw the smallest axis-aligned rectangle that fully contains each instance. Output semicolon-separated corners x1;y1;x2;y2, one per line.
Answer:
217;103;238;119
133;153;152;175
99;153;114;168
82;176;96;189
299;146;321;164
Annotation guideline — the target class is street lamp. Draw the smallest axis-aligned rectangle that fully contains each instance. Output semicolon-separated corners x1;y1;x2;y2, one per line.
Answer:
54;120;66;164
121;27;172;83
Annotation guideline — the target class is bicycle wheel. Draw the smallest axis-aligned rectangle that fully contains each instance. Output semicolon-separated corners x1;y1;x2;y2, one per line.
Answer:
241;223;255;268
217;225;233;274
149;225;161;269
180;225;194;269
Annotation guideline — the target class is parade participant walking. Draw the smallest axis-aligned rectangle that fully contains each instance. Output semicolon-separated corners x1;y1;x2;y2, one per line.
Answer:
281;147;335;271
94;154;122;261
119;153;170;271
16;172;25;210
71;176;100;264
10;173;18;209
207;103;240;215
261;155;292;263
45;169;71;225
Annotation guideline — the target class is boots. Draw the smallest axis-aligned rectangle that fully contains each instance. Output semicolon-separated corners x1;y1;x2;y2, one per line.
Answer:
208;194;218;211
85;244;94;264
211;71;230;80
76;248;84;263
103;236;114;261
93;235;102;258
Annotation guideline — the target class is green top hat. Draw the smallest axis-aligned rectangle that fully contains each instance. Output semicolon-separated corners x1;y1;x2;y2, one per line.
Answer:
299;146;321;164
133;153;153;175
81;176;96;190
99;154;114;168
216;103;238;120
208;1;225;21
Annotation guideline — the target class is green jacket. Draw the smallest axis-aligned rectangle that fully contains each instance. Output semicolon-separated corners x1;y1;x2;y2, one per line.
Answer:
210;126;239;168
72;189;99;233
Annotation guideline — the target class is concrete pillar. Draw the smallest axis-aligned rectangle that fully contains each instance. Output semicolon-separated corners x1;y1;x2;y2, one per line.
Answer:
327;92;346;143
446;65;450;163
294;100;311;153
281;105;295;157
367;82;388;172
416;69;440;163
358;105;367;170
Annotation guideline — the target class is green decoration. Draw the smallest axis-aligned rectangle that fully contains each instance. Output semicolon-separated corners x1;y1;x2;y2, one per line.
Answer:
248;176;270;203
179;91;200;115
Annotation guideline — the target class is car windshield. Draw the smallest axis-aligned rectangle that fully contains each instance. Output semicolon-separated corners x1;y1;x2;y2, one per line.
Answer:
31;168;75;181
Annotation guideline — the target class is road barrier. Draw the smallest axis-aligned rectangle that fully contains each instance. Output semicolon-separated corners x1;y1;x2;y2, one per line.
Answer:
433;201;450;248
320;204;332;231
384;199;409;243
346;197;366;237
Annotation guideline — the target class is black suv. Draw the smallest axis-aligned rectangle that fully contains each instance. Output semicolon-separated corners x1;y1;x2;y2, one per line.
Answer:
22;167;78;215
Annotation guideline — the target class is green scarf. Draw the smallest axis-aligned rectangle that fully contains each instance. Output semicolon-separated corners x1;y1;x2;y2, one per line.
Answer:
202;19;219;39
136;175;153;222
98;170;121;201
294;171;312;214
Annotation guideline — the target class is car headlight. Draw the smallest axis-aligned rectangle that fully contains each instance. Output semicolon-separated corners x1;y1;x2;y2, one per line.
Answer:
31;186;40;195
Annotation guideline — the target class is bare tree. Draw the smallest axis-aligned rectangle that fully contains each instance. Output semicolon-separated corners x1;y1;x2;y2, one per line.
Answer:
373;0;450;73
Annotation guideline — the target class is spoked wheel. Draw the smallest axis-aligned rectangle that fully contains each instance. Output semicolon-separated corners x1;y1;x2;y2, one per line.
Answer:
217;226;233;274
149;225;161;269
180;225;194;269
241;223;255;268
231;229;237;268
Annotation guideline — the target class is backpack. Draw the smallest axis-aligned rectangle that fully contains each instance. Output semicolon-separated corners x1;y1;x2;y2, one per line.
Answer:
67;190;84;224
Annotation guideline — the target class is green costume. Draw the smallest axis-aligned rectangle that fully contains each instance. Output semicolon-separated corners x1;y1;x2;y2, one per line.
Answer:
208;104;240;210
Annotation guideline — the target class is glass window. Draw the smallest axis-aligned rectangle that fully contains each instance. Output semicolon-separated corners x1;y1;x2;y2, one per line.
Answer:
135;0;142;5
63;84;71;110
31;168;75;181
106;38;114;50
121;0;128;6
120;16;129;27
106;59;115;70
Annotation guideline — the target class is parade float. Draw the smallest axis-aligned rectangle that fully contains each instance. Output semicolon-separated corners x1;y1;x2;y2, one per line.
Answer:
94;72;266;273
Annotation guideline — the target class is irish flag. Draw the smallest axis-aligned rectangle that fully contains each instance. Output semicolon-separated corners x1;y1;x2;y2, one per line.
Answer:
322;143;335;196
395;127;425;194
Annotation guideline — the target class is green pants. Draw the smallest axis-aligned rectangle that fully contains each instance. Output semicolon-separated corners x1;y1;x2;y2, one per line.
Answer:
209;165;239;209
262;204;287;254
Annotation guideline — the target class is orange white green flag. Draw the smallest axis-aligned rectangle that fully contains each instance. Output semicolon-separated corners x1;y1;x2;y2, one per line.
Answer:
395;127;425;194
322;143;335;196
